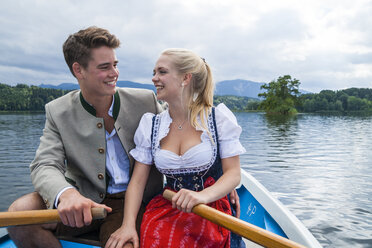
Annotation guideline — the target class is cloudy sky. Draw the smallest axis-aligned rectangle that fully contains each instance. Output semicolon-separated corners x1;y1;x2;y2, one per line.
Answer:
1;0;371;92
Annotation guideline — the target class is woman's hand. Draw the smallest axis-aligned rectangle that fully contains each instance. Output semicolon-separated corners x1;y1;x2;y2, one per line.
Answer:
105;225;139;248
229;189;240;218
171;189;207;213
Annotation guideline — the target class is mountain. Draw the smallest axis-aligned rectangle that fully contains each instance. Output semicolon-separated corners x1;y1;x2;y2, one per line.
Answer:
116;81;155;91
215;79;264;98
39;81;156;92
39;82;80;90
39;79;263;98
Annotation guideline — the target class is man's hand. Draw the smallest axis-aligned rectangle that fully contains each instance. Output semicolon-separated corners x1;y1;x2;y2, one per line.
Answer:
229;189;240;218
58;188;112;228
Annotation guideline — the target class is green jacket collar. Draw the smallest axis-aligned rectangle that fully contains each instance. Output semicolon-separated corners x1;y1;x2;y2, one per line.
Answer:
79;91;120;120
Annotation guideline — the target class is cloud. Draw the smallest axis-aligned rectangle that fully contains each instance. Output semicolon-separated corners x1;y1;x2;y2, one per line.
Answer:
0;0;371;92
0;64;72;85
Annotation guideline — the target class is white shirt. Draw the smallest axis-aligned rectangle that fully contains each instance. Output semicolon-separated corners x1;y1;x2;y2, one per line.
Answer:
130;103;246;173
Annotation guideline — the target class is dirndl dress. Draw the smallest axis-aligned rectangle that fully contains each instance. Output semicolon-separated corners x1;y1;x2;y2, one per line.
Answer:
130;104;246;248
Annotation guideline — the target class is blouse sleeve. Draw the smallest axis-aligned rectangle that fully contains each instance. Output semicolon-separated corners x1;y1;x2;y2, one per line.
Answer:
129;113;155;165
215;103;246;159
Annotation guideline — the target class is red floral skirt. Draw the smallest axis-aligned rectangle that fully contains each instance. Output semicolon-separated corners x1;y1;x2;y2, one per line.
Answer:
140;177;231;248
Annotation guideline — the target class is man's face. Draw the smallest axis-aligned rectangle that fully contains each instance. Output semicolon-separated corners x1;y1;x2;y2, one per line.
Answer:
79;46;119;100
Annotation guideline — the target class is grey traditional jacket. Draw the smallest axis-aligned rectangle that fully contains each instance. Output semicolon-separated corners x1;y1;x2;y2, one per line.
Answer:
30;88;163;209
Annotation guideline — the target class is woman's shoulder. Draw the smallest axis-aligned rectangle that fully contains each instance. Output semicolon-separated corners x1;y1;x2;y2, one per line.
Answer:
137;112;156;130
213;104;246;157
214;103;238;125
142;112;156;120
138;109;171;128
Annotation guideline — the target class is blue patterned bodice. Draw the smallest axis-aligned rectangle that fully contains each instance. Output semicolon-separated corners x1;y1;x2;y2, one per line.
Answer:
151;108;223;191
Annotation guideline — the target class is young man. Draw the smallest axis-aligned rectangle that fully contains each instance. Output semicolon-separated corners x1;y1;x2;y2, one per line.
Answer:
7;26;163;248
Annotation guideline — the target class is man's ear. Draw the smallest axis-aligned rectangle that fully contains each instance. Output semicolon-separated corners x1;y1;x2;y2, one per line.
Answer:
72;62;84;79
182;73;192;86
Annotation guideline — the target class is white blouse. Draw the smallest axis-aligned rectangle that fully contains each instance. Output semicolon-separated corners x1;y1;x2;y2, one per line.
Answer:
129;103;246;172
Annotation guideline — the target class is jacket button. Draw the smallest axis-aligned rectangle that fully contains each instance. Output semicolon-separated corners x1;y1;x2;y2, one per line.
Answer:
43;198;50;208
98;148;105;154
99;193;104;198
98;173;104;180
97;122;103;128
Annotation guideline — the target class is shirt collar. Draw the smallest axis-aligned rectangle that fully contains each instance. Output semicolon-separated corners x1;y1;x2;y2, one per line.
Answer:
108;96;114;118
80;90;120;120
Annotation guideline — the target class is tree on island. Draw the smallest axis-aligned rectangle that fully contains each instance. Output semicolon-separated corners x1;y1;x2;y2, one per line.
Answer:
258;75;300;115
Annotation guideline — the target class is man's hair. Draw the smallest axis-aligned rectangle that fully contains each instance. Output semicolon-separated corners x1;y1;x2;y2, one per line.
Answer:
63;26;120;77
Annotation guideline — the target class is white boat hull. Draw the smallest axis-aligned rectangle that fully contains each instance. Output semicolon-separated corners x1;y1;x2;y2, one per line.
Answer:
238;170;322;248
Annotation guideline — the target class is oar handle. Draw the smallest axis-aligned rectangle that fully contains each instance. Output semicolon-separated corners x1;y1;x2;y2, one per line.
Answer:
163;189;307;248
0;208;107;227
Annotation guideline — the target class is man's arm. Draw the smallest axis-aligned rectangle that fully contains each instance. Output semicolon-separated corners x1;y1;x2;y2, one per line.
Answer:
30;103;74;208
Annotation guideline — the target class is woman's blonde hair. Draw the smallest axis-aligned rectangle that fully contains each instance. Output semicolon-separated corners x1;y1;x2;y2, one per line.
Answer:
161;48;214;131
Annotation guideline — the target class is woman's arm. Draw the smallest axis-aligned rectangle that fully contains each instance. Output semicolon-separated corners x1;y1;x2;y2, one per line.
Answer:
171;155;241;213
105;162;151;248
123;162;152;227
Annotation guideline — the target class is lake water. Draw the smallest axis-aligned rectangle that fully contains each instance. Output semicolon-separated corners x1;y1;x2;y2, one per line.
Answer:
0;112;371;248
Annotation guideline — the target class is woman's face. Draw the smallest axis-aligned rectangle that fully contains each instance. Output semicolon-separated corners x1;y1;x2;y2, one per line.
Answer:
152;55;184;103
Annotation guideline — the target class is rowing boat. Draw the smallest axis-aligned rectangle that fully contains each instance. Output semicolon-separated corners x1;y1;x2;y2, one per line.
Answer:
0;169;322;247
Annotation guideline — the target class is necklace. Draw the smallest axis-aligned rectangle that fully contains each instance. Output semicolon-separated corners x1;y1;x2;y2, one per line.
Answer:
175;119;187;130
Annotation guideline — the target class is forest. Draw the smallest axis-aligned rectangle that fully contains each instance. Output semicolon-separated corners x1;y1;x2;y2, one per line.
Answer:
0;84;67;111
298;88;372;112
0;83;371;113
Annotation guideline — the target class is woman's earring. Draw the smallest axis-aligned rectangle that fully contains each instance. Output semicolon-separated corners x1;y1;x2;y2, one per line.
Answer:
181;82;185;87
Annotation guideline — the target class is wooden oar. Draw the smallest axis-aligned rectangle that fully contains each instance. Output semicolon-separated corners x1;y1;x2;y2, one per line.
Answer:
163;189;307;248
0;208;106;227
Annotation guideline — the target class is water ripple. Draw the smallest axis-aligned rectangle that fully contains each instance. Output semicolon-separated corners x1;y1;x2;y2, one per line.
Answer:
1;112;371;247
236;112;372;248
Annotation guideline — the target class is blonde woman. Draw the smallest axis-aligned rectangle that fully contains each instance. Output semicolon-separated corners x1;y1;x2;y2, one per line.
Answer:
106;49;245;248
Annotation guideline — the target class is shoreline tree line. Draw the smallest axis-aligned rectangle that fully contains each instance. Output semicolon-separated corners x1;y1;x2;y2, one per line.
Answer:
0;84;67;111
257;75;372;114
1;81;371;113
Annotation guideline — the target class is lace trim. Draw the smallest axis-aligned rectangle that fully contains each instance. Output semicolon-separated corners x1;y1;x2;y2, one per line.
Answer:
151;110;217;175
151;115;161;159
